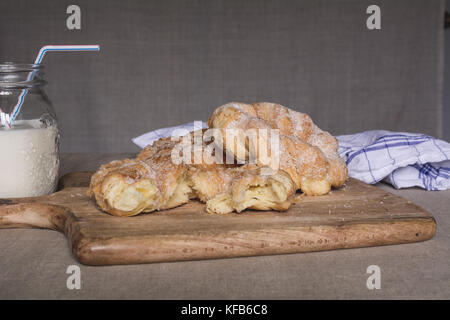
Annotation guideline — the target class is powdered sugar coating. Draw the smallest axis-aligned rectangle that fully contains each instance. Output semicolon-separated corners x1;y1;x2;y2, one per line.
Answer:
207;102;348;193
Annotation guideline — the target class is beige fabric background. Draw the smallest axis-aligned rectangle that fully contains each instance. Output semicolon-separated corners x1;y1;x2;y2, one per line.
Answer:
0;0;445;153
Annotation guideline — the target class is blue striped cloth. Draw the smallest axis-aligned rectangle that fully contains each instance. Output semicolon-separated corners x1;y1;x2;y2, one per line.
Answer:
337;131;450;190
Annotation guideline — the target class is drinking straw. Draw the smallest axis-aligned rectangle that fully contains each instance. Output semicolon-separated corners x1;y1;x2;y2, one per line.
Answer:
7;45;100;127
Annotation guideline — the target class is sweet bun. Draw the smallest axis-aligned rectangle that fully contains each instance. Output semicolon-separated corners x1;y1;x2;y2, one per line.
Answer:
88;102;347;216
88;132;296;216
207;102;347;195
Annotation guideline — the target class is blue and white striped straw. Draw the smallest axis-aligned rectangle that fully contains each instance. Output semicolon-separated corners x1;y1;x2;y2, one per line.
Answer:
8;45;100;127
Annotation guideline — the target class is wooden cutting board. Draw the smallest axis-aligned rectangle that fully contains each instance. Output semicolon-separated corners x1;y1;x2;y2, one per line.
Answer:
0;172;436;266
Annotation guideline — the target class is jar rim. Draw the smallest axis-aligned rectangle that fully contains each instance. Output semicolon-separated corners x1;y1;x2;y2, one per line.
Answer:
0;62;45;88
0;62;44;73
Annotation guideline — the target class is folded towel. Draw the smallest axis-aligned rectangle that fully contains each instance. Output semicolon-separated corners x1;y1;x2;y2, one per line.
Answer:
132;125;450;191
337;131;450;190
132;121;207;149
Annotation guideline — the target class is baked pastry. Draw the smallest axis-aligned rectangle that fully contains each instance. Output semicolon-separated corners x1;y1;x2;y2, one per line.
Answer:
189;164;295;214
139;132;296;214
88;102;346;216
88;132;296;216
87;146;191;217
207;102;348;195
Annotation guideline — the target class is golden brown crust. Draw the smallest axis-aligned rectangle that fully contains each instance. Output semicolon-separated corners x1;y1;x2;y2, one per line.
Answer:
207;102;348;195
88;139;189;216
89;102;346;216
192;165;296;214
88;133;296;216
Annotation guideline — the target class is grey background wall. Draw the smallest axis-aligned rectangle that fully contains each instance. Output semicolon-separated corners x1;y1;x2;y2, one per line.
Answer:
444;0;450;141
0;0;445;153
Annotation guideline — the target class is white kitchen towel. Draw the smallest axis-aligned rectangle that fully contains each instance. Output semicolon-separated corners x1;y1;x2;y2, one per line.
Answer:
132;121;208;149
337;130;450;190
132;125;450;191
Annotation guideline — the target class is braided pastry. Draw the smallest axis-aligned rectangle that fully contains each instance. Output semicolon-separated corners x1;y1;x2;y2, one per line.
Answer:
88;102;346;216
189;164;295;214
88;132;296;216
87;141;191;217
207;102;348;195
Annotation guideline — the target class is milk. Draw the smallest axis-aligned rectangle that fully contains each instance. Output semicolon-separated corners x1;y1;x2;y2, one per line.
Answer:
0;119;59;198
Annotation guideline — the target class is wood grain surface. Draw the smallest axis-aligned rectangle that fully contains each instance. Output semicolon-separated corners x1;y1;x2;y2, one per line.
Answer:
0;172;436;265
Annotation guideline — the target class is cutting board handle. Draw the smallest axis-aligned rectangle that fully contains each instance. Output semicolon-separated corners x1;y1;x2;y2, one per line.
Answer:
0;171;90;232
0;202;73;232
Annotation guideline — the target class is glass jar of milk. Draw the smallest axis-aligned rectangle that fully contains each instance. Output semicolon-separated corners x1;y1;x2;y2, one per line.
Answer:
0;62;59;198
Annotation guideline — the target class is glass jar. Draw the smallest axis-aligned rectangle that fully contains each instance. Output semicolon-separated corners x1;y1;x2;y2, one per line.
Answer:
0;62;59;198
